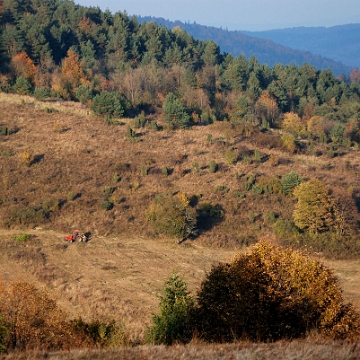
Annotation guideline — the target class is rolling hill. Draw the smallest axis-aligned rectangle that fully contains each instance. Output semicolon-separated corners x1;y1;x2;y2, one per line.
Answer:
242;24;360;69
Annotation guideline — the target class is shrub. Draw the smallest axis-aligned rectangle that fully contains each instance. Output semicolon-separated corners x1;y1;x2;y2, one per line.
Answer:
279;231;360;259
34;87;50;101
191;241;360;342
253;148;262;162
22;150;32;166
5;206;48;227
225;149;236;165
0;126;9;136
67;191;76;201
0;316;8;354
101;200;114;211
146;273;193;345
281;133;296;153
91;91;128;118
162;166;169;176
209;160;217;173
102;186;115;195
163;93;190;129
13;76;32;95
266;211;276;223
146;193;197;241
13;234;31;242
150;121;160;131
76;85;92;105
112;173;120;184
243;174;256;191
126;125;136;142
281;170;302;195
197;202;224;232
252;185;263;195
133;111;147;128
41;198;60;212
215;186;228;195
70;317;128;348
248;211;255;223
273;219;298;239
0;281;72;351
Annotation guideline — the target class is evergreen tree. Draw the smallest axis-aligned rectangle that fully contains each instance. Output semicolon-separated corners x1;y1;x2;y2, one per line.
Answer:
146;272;193;345
163;92;190;128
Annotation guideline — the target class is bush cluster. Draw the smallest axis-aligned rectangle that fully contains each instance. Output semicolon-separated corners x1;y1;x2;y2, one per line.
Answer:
146;193;197;241
0;281;128;353
147;242;360;345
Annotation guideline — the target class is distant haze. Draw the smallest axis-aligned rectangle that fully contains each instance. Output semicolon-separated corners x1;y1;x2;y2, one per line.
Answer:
75;0;360;31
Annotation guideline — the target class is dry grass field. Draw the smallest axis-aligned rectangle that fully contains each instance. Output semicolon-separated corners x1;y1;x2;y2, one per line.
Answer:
1;339;360;360
1;94;360;358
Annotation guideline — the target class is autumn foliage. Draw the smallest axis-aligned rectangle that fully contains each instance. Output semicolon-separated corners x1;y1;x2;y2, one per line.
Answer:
190;241;360;342
0;281;128;352
11;51;36;83
0;281;73;351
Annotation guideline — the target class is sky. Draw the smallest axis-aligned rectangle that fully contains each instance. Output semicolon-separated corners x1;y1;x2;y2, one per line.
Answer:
75;0;360;31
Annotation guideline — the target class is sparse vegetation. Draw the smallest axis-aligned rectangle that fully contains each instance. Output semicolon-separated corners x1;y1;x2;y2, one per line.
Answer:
1;0;360;354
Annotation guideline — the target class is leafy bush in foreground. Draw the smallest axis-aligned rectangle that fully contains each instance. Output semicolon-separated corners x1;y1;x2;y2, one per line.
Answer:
191;241;360;342
0;281;72;351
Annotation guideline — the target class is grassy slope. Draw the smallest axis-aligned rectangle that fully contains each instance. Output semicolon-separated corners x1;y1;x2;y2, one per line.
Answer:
1;94;360;356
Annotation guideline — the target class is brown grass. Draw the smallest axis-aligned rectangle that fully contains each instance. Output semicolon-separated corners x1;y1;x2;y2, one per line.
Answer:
2;97;359;246
1;94;360;355
1;338;360;360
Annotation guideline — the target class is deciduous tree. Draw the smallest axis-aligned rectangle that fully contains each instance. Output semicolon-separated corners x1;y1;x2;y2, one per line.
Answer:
293;179;338;233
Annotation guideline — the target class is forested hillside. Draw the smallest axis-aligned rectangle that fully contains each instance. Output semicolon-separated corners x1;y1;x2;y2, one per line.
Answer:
0;0;360;126
2;0;360;355
243;24;360;69
137;16;356;76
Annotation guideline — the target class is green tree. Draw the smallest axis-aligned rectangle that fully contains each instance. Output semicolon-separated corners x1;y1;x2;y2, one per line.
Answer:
293;179;338;233
76;85;92;104
163;92;190;128
146;192;197;241
281;170;302;195
12;76;32;95
146;272;193;345
91;91;128;118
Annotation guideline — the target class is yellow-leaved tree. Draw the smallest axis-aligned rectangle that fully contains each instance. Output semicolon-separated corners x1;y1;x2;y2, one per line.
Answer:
281;112;305;135
191;241;360;342
293;179;338;233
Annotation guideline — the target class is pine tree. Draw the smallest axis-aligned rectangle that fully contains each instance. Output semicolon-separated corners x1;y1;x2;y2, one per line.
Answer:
146;273;193;344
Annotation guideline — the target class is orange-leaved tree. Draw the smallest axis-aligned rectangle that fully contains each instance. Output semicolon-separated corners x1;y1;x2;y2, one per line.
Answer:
11;51;36;83
59;49;89;99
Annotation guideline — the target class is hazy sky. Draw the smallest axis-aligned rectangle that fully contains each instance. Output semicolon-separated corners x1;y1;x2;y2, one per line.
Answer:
75;0;360;31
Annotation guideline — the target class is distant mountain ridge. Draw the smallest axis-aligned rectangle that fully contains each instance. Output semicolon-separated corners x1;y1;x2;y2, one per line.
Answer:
242;24;360;69
137;16;356;76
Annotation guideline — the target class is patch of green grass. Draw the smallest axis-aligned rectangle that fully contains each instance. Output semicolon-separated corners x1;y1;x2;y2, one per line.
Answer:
12;234;31;242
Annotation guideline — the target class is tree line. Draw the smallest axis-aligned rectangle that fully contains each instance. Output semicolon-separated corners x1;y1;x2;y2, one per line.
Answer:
0;0;360;146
